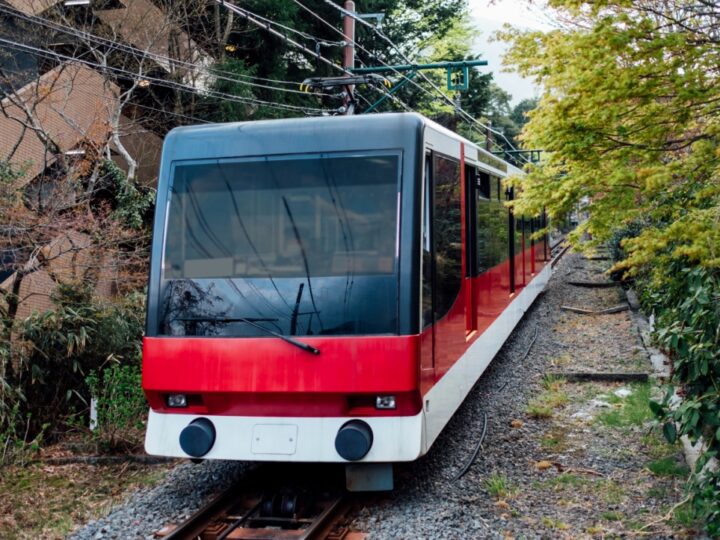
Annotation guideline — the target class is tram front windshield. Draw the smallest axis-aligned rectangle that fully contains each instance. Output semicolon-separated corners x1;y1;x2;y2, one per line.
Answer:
158;153;400;337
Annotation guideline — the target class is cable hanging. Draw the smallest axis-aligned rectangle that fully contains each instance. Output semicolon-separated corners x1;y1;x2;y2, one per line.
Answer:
0;38;328;115
319;0;533;163
0;4;334;97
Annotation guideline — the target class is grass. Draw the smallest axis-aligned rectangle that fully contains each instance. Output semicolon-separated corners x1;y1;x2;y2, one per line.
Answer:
0;460;172;539
540;425;570;451
550;354;572;368
594;382;653;428
541;516;569;530
600;510;623;521
531;472;592;494
526;375;569;419
646;457;690;477
647;486;669;499
484;473;516;499
671;500;699;528
599;479;627;505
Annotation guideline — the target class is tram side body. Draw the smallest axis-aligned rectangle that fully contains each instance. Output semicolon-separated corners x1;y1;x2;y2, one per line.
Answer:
142;113;551;469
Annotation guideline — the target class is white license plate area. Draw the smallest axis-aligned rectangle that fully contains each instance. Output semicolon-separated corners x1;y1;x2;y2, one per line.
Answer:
251;424;298;455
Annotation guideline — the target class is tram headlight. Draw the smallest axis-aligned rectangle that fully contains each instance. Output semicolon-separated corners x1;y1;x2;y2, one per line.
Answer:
375;395;396;410
167;394;188;408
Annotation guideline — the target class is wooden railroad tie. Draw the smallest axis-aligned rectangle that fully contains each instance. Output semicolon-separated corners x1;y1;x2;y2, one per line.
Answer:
553;372;649;383
566;280;619;288
560;304;629;315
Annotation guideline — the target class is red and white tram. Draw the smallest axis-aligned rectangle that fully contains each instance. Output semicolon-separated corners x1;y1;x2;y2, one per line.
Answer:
142;113;551;489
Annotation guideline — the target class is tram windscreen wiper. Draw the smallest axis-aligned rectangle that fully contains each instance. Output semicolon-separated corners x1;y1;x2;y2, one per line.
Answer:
174;317;320;355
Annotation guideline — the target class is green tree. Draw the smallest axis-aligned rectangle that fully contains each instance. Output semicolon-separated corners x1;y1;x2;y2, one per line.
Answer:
501;1;720;532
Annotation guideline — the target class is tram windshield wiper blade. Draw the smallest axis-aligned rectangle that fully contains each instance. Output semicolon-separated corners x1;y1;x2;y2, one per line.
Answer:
174;317;320;355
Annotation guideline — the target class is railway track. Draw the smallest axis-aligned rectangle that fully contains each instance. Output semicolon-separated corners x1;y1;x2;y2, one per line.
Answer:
154;466;366;540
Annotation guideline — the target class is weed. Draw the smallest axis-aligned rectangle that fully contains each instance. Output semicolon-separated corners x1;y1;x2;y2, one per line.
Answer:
541;374;567;391
641;429;676;459
647;486;668;498
672;500;699;528
526;401;553;419
599;480;627;505
553;473;588;487
646;457;689;477
484;473;515;499
540;436;563;449
526;376;569;419
595;382;653;428
541;516;569;530
550;354;572;367
600;511;622;521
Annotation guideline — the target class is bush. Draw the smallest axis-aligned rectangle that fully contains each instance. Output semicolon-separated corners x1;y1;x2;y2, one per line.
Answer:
86;362;146;451
0;401;47;467
10;283;144;440
640;261;720;533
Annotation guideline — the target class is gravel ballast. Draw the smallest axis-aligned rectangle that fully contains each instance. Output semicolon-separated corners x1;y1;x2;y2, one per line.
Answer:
68;461;249;540
69;250;694;539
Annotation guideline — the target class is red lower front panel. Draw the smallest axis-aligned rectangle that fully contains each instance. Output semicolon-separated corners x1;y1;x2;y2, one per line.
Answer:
144;247;549;419
143;335;421;417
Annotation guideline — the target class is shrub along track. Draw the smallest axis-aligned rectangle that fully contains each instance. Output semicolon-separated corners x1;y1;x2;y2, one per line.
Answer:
69;250;696;539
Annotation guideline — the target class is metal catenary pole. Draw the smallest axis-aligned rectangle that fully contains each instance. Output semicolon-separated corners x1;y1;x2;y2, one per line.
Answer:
342;1;356;114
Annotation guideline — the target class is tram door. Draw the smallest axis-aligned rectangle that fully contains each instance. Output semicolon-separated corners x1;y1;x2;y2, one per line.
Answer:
420;150;463;382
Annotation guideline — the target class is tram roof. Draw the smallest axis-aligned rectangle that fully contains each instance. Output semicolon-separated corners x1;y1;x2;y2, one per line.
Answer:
161;112;519;175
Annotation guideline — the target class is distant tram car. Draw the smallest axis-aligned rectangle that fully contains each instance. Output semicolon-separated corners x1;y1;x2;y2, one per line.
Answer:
143;113;551;490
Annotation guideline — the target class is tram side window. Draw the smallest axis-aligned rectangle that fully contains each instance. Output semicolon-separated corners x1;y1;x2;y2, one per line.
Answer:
515;217;524;258
433;154;461;321
477;170;491;200
476;172;508;273
422;153;433;328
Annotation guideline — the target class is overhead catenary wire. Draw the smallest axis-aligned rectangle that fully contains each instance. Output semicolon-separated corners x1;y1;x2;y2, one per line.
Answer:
2;0;530;160
0;37;328;115
1;65;213;125
214;0;415;113
213;1;352;77
290;0;415;113
319;0;533;163
0;3;334;97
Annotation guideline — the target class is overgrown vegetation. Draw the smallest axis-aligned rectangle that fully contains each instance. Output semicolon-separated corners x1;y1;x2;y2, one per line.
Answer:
502;1;720;532
526;375;568;419
1;283;145;464
594;383;653;429
86;361;146;451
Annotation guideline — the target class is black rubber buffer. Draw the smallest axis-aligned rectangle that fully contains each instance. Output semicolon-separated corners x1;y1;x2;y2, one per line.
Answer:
335;420;373;461
179;418;216;458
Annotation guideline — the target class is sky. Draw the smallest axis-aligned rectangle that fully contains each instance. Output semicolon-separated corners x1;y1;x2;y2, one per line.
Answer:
467;0;555;105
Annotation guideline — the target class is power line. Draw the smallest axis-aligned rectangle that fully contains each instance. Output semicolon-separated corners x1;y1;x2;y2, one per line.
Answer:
0;4;334;97
1;65;213;124
214;1;351;77
214;0;414;114
320;0;532;163
0;37;328;115
288;0;414;112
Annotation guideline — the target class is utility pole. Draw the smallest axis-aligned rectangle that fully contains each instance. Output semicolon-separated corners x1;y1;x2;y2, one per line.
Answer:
342;1;355;114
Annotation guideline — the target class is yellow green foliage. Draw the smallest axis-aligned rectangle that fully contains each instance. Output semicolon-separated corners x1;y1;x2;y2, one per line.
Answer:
499;0;720;277
501;2;720;532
